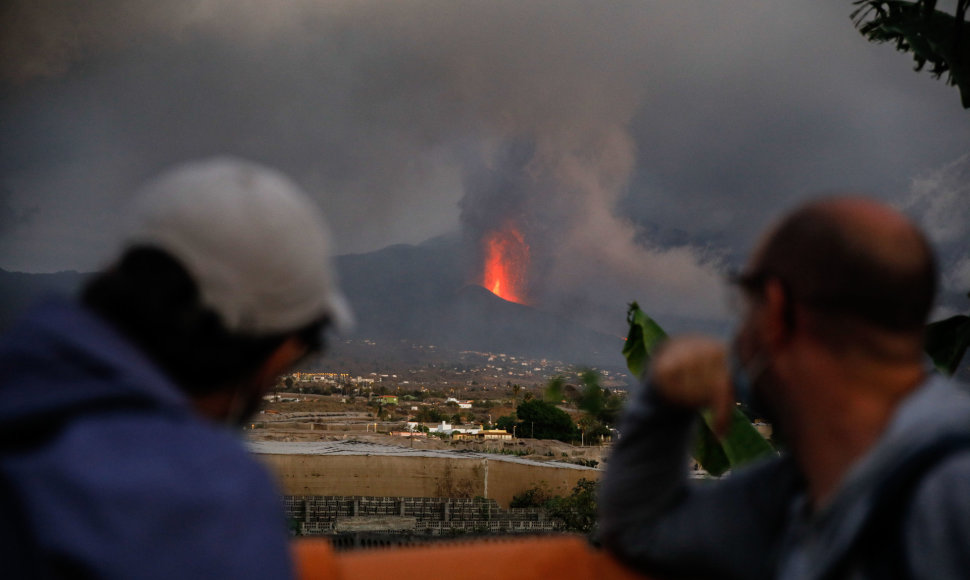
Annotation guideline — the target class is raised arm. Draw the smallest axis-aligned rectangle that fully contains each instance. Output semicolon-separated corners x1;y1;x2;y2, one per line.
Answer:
599;337;796;580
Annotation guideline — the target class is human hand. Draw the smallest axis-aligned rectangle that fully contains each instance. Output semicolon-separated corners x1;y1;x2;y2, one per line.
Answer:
649;336;734;437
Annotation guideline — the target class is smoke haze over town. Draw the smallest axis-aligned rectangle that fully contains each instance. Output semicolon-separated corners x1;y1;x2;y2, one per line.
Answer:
2;1;969;334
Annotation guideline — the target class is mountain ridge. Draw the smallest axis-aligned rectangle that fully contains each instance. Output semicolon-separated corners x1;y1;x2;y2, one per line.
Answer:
0;239;626;370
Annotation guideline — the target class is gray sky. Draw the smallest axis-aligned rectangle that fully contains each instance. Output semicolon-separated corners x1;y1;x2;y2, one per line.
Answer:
2;1;968;325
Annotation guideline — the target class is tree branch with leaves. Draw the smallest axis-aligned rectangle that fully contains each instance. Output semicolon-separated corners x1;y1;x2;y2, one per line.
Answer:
853;0;970;108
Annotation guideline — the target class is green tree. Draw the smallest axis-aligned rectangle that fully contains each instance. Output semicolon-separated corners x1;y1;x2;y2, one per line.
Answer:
275;375;294;400
545;479;599;535
577;370;606;417
495;414;517;434
509;484;552;508
568;369;624;443
511;383;522;411
509;479;598;535
577;414;609;443
515;399;579;442
543;376;565;403
377;404;390;421
415;406;445;423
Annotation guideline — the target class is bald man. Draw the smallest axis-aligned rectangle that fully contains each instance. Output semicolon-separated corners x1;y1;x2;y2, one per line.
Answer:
600;197;970;580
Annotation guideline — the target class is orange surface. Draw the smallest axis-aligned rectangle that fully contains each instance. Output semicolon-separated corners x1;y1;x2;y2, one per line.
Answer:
294;536;648;580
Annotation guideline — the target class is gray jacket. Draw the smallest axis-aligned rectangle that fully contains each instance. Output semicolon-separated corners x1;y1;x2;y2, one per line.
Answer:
599;376;970;579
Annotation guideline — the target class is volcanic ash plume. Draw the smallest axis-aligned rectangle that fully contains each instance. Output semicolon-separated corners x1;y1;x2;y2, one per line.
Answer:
2;0;728;332
460;127;726;334
905;154;970;302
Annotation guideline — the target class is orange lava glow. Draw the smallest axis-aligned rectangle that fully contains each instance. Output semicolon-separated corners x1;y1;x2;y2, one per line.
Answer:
482;223;529;304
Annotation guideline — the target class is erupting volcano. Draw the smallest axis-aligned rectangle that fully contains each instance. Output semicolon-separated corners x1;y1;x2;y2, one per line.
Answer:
481;222;530;304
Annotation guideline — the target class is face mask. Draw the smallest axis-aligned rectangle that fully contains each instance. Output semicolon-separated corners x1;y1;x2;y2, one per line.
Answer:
728;346;770;420
224;383;264;428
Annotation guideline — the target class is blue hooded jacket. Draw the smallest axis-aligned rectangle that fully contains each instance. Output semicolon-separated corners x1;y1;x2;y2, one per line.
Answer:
0;300;294;579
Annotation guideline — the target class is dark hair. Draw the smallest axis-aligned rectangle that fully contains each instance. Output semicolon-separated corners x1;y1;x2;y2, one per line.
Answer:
738;201;937;355
82;247;326;396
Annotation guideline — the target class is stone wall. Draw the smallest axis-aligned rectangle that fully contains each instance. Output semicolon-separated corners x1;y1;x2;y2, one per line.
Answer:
258;453;599;508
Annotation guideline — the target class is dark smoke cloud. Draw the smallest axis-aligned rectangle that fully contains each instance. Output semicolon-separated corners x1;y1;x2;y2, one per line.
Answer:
903;154;970;317
459;131;726;331
1;1;968;332
1;1;182;84
0;185;37;236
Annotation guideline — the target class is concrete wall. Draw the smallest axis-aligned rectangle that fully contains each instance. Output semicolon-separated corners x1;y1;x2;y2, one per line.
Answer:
257;454;599;508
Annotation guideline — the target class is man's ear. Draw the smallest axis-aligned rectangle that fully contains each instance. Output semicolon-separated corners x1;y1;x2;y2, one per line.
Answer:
762;278;794;348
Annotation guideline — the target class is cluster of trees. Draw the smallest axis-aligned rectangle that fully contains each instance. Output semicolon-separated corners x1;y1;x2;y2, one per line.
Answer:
492;372;625;443
510;479;599;535
545;371;624;441
411;406;447;423
509;399;580;441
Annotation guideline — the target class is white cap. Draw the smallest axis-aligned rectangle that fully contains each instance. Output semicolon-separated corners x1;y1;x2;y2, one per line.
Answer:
121;156;353;336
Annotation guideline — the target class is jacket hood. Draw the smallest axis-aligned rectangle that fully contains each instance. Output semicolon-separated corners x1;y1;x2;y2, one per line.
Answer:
786;375;970;578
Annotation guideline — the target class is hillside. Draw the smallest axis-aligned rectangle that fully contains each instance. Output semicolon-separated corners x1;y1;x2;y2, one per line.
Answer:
0;238;625;370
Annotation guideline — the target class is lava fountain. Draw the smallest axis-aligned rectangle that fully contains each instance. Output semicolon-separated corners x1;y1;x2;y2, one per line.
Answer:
481;221;530;304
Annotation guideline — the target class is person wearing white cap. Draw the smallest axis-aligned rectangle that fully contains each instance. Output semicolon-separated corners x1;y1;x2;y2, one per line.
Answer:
0;157;351;579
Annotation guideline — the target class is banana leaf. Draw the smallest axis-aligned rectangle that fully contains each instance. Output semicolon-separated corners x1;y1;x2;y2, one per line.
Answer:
853;0;970;108
622;302;668;381
925;314;970;376
623;303;774;476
